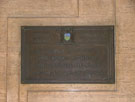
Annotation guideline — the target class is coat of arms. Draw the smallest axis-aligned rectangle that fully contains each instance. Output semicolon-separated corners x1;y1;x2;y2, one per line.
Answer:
64;33;71;41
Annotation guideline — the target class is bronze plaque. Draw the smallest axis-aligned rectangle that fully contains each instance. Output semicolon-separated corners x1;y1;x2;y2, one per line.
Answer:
21;26;115;84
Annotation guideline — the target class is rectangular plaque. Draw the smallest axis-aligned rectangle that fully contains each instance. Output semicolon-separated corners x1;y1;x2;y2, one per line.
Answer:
21;26;115;84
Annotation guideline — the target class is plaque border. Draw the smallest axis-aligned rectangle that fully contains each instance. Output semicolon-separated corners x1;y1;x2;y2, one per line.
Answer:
21;26;115;84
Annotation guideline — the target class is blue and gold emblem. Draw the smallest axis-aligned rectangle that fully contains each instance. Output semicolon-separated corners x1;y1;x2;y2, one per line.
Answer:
64;33;71;41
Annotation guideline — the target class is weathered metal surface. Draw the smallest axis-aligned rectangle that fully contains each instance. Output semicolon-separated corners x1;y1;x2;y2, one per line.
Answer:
21;26;115;84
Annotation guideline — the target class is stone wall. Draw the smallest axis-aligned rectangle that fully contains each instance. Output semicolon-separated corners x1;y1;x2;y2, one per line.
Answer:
0;0;135;102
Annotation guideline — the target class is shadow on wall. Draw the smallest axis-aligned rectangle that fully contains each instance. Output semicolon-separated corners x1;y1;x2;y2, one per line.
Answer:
129;0;135;5
131;0;135;10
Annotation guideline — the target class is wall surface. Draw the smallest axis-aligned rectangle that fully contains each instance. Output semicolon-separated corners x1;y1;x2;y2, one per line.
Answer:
0;0;135;102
